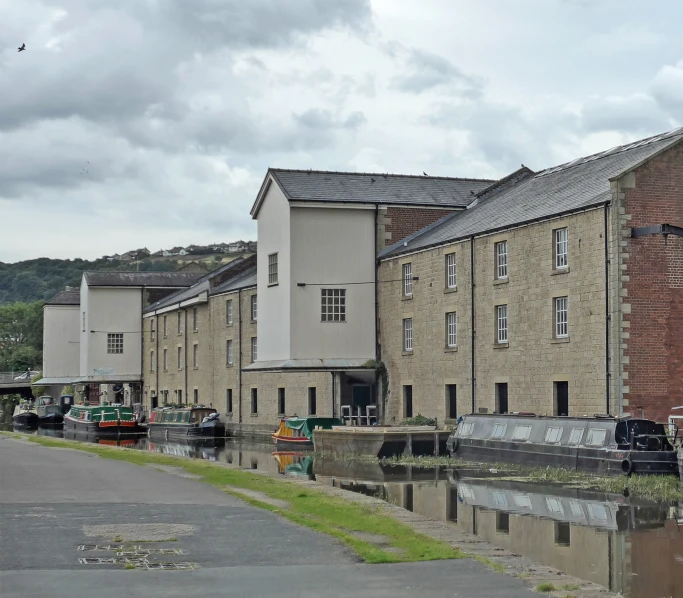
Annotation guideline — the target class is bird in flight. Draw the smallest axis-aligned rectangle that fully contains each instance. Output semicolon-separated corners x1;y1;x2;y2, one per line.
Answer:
18;43;26;52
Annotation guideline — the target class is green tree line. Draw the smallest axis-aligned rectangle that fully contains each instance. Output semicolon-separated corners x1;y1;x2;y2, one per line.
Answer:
0;301;43;371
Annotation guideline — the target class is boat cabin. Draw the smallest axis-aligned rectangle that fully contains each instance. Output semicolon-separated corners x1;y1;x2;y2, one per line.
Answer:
148;407;218;426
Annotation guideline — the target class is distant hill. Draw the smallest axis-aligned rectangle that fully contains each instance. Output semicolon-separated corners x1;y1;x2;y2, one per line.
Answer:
0;252;251;304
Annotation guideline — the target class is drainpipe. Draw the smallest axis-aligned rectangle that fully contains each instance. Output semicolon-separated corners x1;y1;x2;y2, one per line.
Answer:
155;314;159;407
238;288;243;424
182;308;188;405
331;371;336;419
139;288;143;409
604;203;611;416
374;204;381;420
470;235;476;414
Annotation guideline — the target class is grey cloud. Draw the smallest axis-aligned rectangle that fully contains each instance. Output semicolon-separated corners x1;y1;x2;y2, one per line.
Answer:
650;60;683;115
390;47;482;96
580;94;674;134
294;108;366;130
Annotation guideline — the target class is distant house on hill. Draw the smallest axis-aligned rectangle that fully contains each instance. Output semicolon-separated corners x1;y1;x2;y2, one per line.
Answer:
162;247;187;257
227;241;250;253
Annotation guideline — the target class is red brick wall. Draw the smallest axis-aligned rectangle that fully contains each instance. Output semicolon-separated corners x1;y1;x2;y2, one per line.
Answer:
384;207;456;246
622;142;683;422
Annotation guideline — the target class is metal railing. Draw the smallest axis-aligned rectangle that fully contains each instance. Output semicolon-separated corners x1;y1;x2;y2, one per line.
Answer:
0;372;36;384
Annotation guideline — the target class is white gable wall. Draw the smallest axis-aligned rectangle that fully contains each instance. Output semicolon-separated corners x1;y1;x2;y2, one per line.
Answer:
42;305;80;379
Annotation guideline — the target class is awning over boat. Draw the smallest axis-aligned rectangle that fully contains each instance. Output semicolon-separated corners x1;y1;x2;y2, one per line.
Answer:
243;358;374;372
284;417;343;438
31;377;76;386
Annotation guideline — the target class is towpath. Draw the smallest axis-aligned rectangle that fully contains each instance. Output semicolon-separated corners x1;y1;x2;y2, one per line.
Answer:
0;435;541;598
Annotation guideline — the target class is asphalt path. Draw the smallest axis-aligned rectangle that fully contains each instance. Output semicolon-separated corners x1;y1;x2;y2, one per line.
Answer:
0;435;538;597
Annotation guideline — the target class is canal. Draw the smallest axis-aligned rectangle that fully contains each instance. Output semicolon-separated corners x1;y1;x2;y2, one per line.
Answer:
9;427;683;598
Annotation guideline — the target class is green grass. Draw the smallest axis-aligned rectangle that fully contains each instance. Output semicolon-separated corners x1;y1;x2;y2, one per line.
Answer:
560;584;580;591
18;435;464;564
535;582;558;592
474;555;505;574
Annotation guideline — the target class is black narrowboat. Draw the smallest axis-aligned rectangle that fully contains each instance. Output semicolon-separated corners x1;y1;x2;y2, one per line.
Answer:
12;402;39;428
147;407;225;441
447;413;679;476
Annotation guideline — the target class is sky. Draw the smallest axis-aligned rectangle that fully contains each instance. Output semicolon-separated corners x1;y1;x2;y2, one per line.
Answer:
1;0;682;263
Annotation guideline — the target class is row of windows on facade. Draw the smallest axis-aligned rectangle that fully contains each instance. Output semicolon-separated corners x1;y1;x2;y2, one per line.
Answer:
401;228;570;298
149;337;257;371
401;297;569;352
152;385;318;418
149;297;258;341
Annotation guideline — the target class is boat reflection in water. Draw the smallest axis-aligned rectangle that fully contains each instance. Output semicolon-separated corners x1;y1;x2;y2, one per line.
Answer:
142;438;224;461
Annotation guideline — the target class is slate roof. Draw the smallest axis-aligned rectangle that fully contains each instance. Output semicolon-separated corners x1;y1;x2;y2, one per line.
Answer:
83;271;203;288
253;169;494;214
44;289;80;306
211;267;257;295
144;257;256;312
381;127;683;259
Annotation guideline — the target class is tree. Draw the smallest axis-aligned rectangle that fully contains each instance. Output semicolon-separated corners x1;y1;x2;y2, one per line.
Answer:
0;301;44;371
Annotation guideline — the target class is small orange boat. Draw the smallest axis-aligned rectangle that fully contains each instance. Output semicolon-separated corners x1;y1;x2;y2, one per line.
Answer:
272;416;343;448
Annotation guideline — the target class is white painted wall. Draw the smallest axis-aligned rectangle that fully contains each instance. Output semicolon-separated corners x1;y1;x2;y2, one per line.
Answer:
256;180;291;361
80;284;143;377
42;305;80;378
290;206;376;360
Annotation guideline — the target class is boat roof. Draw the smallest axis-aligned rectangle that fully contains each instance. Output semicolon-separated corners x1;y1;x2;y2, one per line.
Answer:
462;413;632;422
152;406;217;412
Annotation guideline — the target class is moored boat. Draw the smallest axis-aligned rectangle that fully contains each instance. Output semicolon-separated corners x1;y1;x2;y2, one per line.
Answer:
64;404;143;437
36;396;63;426
447;413;678;476
272;416;343;448
147;406;225;441
12;402;38;428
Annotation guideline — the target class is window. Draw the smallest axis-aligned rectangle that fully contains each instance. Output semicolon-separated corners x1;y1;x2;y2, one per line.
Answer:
163;348;168;371
511;425;532;441
545;427;563;444
496;512;510;535
403;318;413;352
445;253;456;288
251;388;258;414
226;340;233;365
251;337;257;362
459;421;475;437
193;389;198;404
403;385;413;418
321;289;346;322
496;305;508;343
163;315;168;337
177;389;182;404
446;385;457;419
308;387;317;415
82;311;86;332
193;344;198;368
268;253;278;285
586;428;607;446
554;228;568;269
226;300;233;325
513;494;532;509
491;423;507;439
107;333;123;354
495;241;508;279
177;312;182;334
226;389;233;413
403;263;413;296
555;297;568;338
495;383;508;414
193;307;198;332
446;312;457;347
151;319;156;341
546;497;564;515
277;388;286;415
568;428;583;445
569;500;584;518
150;351;155;372
493;492;508;508
177;346;182;370
251;295;257;321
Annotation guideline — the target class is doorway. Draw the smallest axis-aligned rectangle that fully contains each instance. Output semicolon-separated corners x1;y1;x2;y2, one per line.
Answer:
554;382;569;416
495;383;508;414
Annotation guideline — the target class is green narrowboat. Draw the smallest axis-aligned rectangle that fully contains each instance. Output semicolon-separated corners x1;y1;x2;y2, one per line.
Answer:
64;404;142;437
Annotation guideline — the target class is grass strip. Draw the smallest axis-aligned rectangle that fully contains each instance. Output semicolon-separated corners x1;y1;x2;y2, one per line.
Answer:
17;434;464;564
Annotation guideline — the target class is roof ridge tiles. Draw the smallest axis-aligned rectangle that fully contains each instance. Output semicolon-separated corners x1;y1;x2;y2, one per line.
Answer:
269;167;495;183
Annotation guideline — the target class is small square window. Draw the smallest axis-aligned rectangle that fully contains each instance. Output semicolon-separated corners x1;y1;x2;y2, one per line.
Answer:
321;289;346;322
586;428;607;446
491;423;507;439
107;333;123;354
512;425;531;441
545;427;563;444
568;428;583;445
459;422;475;437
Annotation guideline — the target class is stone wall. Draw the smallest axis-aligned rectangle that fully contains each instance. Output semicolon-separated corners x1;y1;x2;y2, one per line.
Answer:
378;208;610;422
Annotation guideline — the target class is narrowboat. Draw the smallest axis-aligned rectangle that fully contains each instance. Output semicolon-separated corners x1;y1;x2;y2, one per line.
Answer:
272;416;343;448
147;406;225;441
64;404;143;437
12;402;38;428
36;396;63;426
447;413;679;476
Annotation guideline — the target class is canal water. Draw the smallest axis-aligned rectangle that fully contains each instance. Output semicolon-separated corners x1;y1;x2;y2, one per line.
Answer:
8;426;683;598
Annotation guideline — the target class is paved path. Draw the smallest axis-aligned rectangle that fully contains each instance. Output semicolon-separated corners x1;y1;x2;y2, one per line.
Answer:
0;436;538;597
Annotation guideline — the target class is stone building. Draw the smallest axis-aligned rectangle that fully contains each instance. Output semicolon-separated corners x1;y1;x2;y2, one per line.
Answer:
378;128;682;423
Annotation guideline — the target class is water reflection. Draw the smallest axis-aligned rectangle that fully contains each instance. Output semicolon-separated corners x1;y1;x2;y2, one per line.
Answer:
7;428;682;598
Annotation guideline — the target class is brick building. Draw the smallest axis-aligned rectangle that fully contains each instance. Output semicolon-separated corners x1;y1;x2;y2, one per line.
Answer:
378;128;682;424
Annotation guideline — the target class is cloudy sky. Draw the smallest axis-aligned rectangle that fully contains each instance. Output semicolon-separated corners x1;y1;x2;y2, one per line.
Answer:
1;0;682;262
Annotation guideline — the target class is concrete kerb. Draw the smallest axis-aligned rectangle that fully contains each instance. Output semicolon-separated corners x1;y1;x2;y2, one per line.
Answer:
11;435;621;598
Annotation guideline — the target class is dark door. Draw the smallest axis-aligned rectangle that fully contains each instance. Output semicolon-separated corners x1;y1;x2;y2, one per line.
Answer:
495;383;508;414
403;385;413;418
555;382;569;416
446;385;457;419
151;394;158;409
